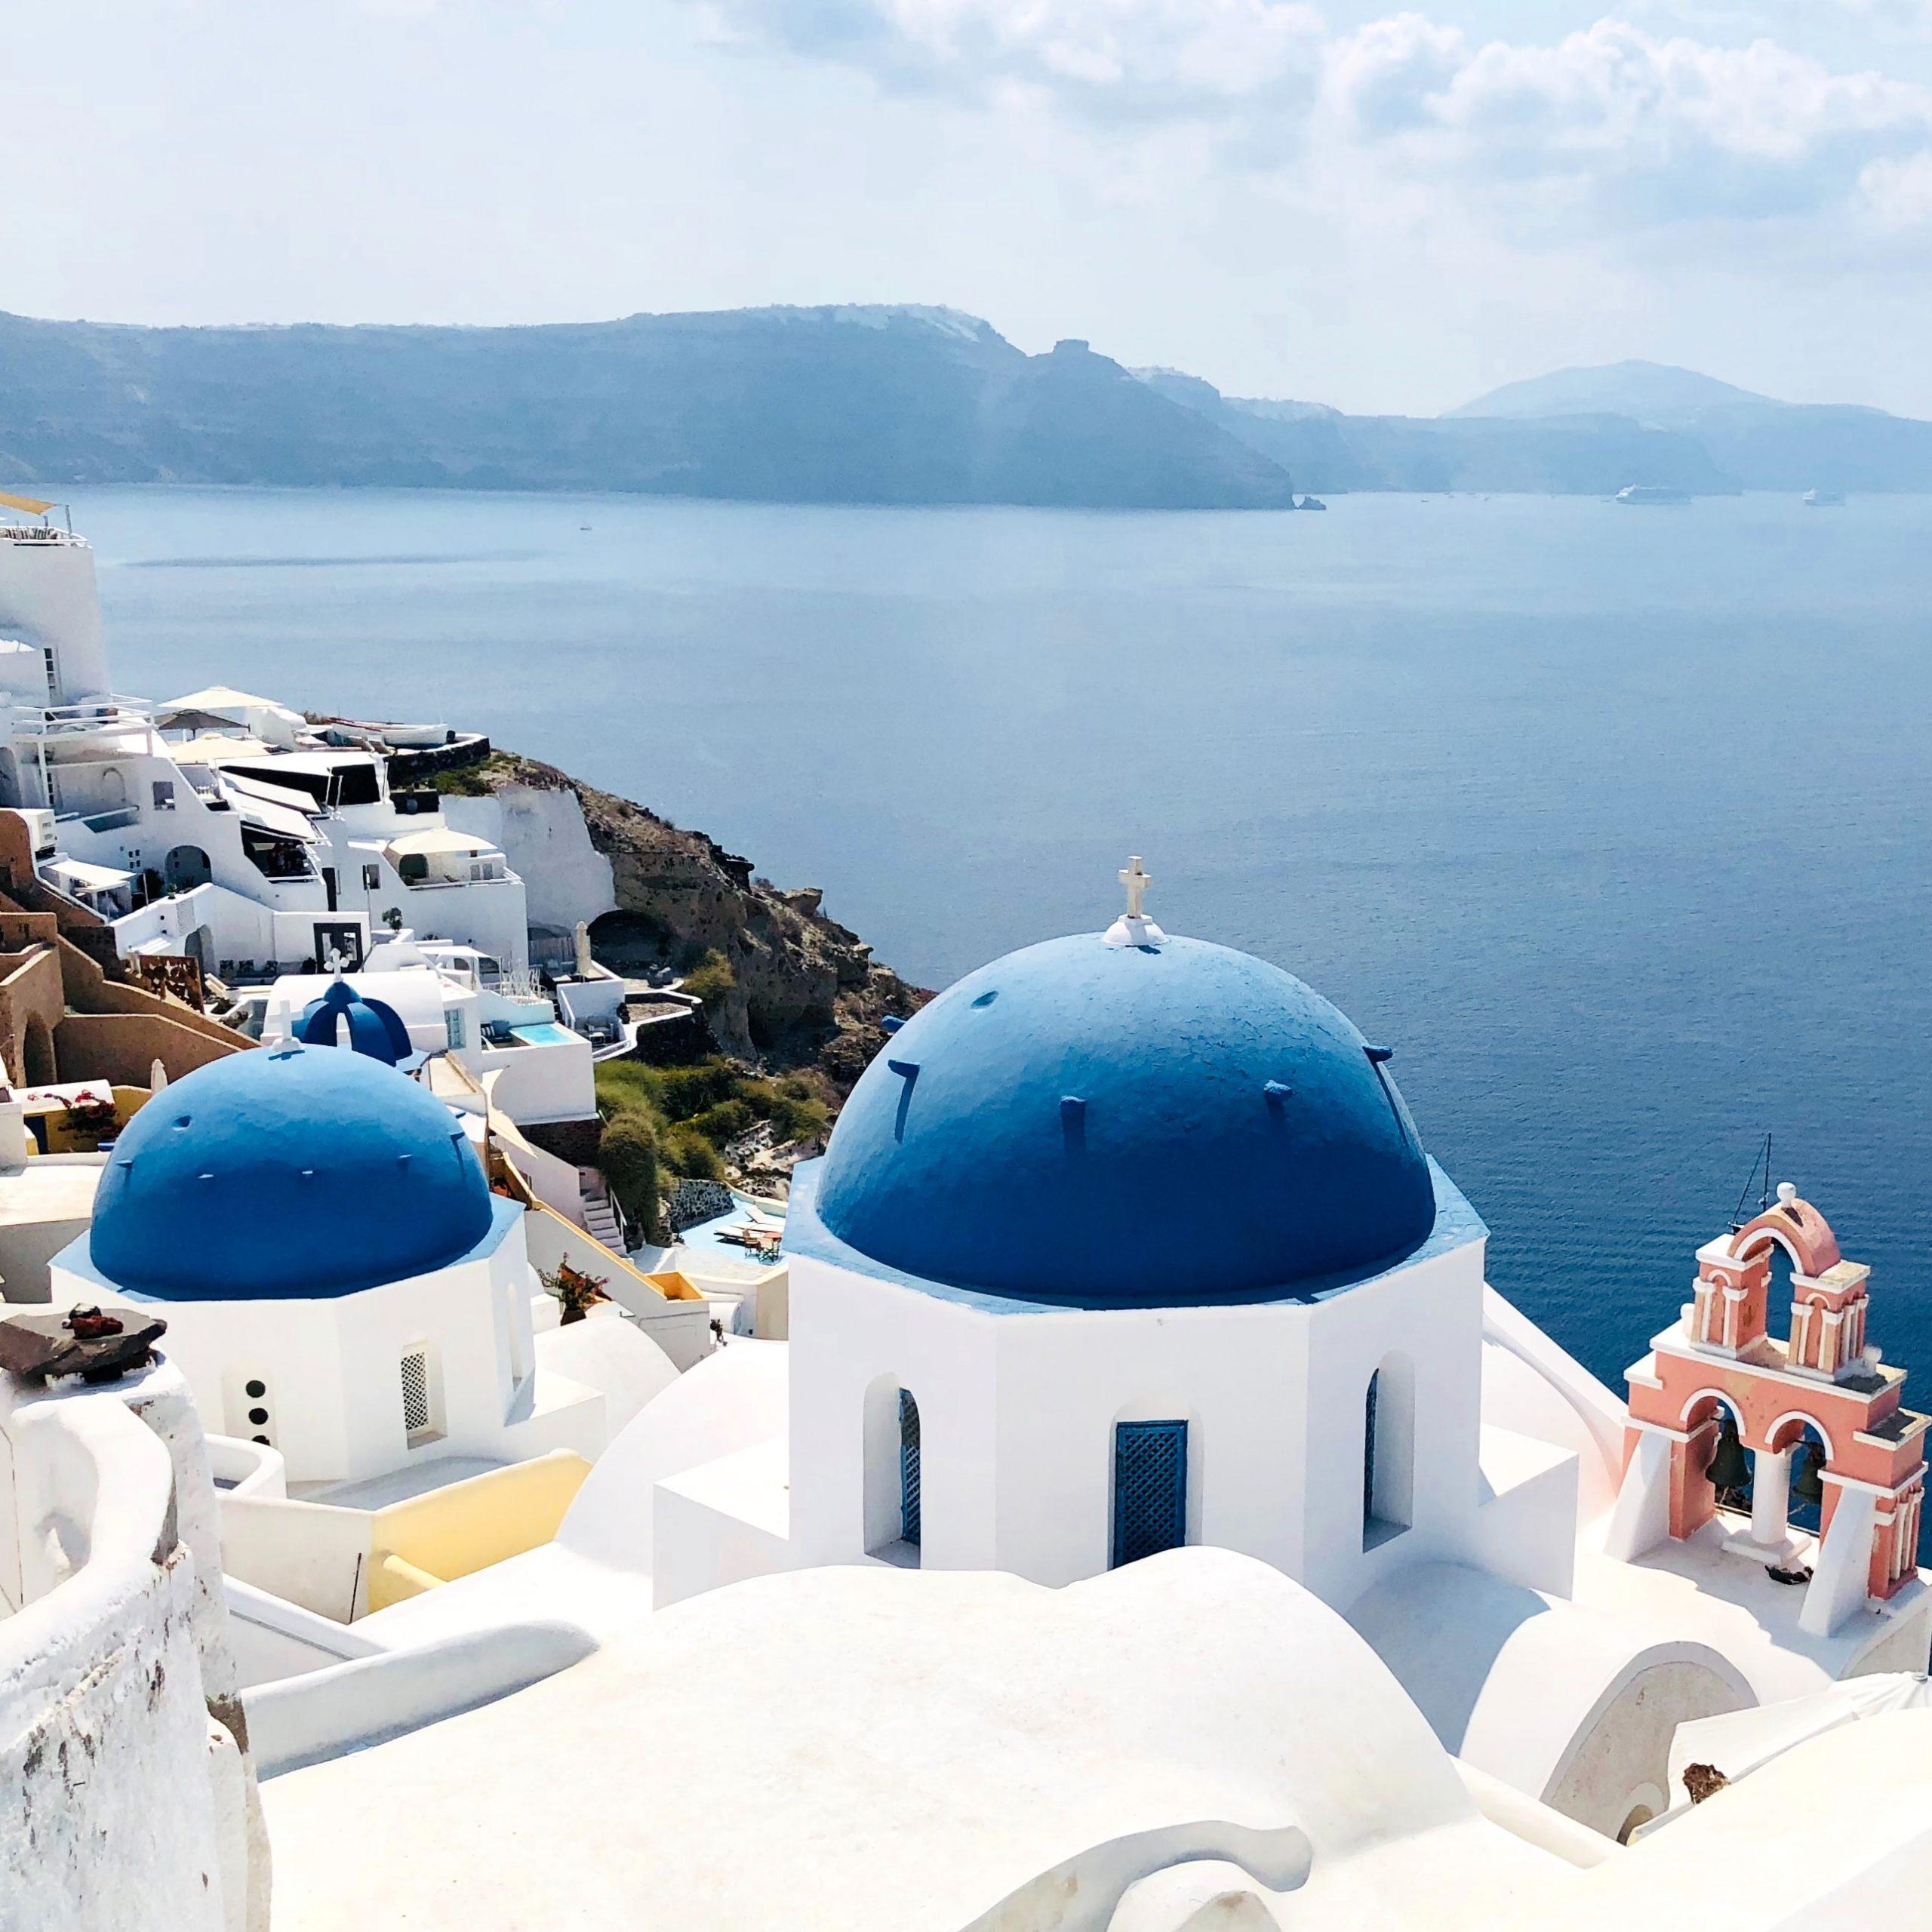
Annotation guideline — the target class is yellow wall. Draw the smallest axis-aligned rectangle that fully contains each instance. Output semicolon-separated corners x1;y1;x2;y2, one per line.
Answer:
28;1084;152;1153
365;1451;591;1612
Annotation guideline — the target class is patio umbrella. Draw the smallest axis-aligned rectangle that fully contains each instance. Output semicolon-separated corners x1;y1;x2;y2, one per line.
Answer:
1669;1674;1932;1791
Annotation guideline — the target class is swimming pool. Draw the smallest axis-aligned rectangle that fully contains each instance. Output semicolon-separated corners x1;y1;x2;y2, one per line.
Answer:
509;1022;579;1048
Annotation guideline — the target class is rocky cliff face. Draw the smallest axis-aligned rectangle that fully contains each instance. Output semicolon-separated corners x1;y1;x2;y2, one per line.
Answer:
0;305;1294;509
467;754;925;1091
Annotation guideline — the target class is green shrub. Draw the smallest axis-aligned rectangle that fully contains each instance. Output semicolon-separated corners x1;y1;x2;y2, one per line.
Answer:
686;1098;755;1145
773;1095;830;1143
597;1112;664;1243
649;1060;741;1120
662;1127;727;1183
681;949;736;1011
595;1060;666;1118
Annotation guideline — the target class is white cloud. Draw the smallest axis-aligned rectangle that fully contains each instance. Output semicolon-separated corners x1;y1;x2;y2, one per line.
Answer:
1860;147;1932;223
1324;17;1932;226
694;1;1932;235
700;0;1329;119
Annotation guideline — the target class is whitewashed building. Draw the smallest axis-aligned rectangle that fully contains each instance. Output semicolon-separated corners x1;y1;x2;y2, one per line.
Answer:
48;1043;619;1488
0;518;529;978
632;869;1928;1841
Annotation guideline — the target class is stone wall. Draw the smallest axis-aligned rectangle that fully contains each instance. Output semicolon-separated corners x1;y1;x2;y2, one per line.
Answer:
1;1359;266;1930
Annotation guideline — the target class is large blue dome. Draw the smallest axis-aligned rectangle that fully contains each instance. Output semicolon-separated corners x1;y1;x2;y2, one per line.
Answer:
813;933;1437;1305
90;1044;495;1300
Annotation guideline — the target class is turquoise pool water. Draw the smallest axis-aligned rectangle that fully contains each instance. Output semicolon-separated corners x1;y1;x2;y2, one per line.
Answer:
510;1022;579;1048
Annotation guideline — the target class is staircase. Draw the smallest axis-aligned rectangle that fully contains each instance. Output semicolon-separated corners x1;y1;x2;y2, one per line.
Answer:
580;1174;625;1253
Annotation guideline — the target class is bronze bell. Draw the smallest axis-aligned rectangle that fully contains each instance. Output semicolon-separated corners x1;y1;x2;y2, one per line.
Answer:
1706;1420;1752;1494
1792;1445;1826;1508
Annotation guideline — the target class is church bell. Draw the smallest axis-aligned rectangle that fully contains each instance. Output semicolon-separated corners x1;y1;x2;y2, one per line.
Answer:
1706;1420;1752;1494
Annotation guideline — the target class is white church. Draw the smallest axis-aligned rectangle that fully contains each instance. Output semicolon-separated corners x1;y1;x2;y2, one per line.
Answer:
8;852;1932;1927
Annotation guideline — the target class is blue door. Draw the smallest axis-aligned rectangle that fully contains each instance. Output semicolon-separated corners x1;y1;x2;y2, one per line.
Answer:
1112;1420;1188;1567
899;1389;921;1546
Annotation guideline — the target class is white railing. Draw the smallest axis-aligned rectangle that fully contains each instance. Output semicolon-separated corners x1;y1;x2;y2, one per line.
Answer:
0;526;82;545
14;696;157;742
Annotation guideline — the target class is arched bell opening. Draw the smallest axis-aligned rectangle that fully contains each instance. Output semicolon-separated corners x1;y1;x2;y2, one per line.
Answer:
1767;1414;1833;1542
1688;1394;1754;1521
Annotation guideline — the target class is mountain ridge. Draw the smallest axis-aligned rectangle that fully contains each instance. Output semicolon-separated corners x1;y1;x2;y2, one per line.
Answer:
7;310;1931;502
1447;360;1777;422
0;306;1294;511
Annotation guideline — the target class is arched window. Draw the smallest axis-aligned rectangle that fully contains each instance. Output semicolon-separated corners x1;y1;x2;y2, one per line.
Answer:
863;1375;921;1564
1786;1421;1829;1536
165;844;212;892
20;1015;55;1088
1363;1351;1415;1549
898;1389;921;1547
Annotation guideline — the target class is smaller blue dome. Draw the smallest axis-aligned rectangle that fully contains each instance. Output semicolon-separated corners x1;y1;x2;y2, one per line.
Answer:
90;1044;494;1300
296;979;413;1065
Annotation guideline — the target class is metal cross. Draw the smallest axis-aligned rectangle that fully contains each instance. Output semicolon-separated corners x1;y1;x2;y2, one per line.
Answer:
1119;855;1152;918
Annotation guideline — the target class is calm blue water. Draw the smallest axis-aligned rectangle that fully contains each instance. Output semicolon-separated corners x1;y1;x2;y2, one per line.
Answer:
64;484;1932;1396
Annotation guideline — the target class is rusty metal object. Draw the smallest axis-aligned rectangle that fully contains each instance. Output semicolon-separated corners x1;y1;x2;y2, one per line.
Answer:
0;1306;168;1385
131;951;207;1013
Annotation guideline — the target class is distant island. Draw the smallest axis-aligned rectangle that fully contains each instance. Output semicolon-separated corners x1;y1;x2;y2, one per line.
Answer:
5;305;1930;506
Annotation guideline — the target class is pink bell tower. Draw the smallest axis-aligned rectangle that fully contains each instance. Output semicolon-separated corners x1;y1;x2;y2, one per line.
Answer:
1614;1184;1927;1635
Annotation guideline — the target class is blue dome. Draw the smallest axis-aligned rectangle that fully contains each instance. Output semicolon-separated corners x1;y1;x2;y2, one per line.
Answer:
814;933;1436;1305
296;979;414;1065
90;1044;494;1300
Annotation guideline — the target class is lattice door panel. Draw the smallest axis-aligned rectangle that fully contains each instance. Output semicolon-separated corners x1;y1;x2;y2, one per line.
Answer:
401;1350;432;1438
1112;1419;1188;1568
899;1389;922;1546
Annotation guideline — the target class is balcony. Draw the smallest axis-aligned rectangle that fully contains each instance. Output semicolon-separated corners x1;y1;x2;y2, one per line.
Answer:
56;804;142;835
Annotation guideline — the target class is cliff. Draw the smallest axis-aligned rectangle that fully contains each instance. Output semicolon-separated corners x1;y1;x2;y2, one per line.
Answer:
0;306;1293;512
445;753;924;1092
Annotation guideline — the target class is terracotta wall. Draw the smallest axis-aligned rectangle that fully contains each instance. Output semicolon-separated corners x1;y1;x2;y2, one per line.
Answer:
54;1011;245;1087
0;945;65;1087
0;810;252;1083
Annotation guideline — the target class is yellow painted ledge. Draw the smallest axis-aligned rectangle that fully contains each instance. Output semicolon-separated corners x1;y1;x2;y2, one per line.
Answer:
365;1450;591;1613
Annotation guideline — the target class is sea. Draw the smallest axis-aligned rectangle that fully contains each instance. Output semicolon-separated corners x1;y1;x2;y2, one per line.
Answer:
63;482;1932;1398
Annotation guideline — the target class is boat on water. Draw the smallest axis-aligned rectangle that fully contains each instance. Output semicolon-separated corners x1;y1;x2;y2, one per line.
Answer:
1615;484;1691;506
1294;494;1328;512
1804;488;1846;508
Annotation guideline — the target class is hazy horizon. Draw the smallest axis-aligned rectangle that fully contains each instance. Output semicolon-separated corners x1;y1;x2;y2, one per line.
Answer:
8;2;1932;419
0;305;1908;426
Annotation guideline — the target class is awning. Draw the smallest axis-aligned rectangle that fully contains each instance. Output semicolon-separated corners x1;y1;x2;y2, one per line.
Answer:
234;793;320;844
163;684;292;713
50;859;134;891
223;768;325;814
0;490;56;517
171;735;275;764
384;827;496;859
1670;1676;1932;1790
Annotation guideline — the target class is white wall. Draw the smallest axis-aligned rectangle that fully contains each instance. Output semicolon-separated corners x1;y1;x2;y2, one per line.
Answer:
1348;1558;1752;1839
64;1211;538;1489
783;1229;1499;1602
0;534;109;700
467;1033;595;1125
442;783;616;934
1303;1241;1489;1610
1;1358;263;1931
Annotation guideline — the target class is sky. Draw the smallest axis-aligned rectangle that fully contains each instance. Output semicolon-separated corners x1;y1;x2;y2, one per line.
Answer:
5;0;1932;414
